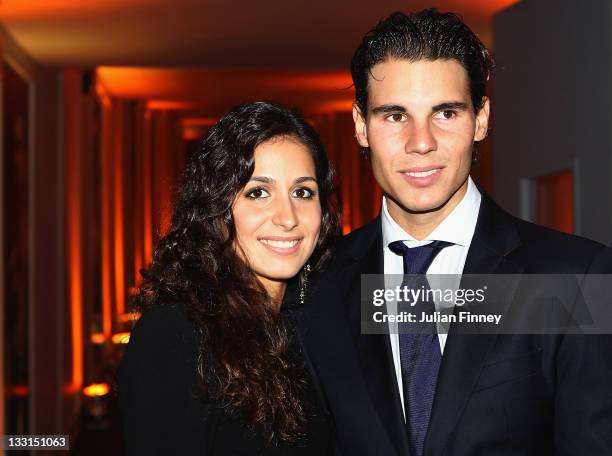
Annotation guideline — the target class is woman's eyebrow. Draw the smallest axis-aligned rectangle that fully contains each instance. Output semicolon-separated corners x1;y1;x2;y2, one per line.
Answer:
294;177;316;184
249;176;274;183
249;176;316;184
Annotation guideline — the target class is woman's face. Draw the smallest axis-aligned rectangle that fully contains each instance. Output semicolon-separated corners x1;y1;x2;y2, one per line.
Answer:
232;136;322;293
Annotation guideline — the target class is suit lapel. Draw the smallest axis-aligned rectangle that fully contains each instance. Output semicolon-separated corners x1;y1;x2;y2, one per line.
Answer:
425;192;524;456
345;217;412;456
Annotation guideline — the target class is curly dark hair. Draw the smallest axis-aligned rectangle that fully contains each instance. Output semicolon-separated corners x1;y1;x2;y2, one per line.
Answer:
351;9;494;116
135;102;341;443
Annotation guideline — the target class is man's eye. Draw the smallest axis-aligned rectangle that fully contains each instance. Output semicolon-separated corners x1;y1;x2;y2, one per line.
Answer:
386;113;406;123
292;187;315;199
245;188;270;199
435;110;457;120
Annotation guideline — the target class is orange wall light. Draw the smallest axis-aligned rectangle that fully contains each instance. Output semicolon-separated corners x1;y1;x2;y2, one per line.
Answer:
83;383;111;398
65;70;84;394
113;106;126;317
112;332;131;344
90;333;106;345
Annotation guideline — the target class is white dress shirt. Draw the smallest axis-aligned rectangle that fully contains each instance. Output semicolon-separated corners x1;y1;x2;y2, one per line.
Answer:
381;176;481;417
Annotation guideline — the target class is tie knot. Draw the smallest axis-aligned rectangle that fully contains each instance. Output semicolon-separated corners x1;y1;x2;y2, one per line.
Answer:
388;240;452;274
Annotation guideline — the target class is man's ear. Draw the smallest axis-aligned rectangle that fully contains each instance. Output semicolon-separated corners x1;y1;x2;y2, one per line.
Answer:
352;103;370;148
474;96;490;142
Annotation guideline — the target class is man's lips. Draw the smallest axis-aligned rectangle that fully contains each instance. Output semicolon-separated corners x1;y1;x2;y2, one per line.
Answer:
398;165;444;177
398;166;444;186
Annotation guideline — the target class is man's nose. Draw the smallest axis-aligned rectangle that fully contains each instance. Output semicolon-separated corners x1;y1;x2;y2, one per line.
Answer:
404;120;437;154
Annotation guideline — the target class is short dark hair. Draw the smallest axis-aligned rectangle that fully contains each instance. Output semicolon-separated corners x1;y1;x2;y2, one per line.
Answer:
351;9;493;115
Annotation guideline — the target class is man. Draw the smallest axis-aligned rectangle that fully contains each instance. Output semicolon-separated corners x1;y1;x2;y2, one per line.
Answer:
296;9;612;456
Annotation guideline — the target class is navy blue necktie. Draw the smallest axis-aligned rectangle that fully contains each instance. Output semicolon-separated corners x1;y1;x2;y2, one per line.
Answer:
388;240;452;456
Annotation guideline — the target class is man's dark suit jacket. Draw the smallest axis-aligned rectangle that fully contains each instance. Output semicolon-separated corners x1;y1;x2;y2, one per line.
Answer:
295;191;612;455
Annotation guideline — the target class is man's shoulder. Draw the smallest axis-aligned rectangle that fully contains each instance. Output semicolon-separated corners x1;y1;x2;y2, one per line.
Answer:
340;218;380;246
477;190;609;272
513;215;602;248
330;217;381;261
312;218;381;283
508;213;608;272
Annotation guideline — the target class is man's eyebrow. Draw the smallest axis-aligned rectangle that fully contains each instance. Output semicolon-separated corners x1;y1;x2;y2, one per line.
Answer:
370;102;469;116
432;101;469;112
371;104;406;115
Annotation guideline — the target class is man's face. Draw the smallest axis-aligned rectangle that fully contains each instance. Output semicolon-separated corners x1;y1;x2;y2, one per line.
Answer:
353;58;489;220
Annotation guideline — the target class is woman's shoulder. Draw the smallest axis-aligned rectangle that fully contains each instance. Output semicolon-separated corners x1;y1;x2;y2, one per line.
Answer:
119;305;218;454
121;304;200;372
130;304;196;342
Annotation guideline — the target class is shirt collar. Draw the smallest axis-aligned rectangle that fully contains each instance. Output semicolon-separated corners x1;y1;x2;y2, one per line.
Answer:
381;176;481;249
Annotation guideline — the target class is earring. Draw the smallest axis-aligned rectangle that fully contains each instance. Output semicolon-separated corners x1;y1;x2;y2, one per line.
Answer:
299;263;311;306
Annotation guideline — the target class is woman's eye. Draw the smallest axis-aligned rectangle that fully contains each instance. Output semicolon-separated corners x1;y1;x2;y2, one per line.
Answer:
292;187;315;199
245;188;270;199
386;113;406;123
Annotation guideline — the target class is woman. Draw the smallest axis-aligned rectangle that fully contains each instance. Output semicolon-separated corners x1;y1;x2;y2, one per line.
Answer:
119;102;340;455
